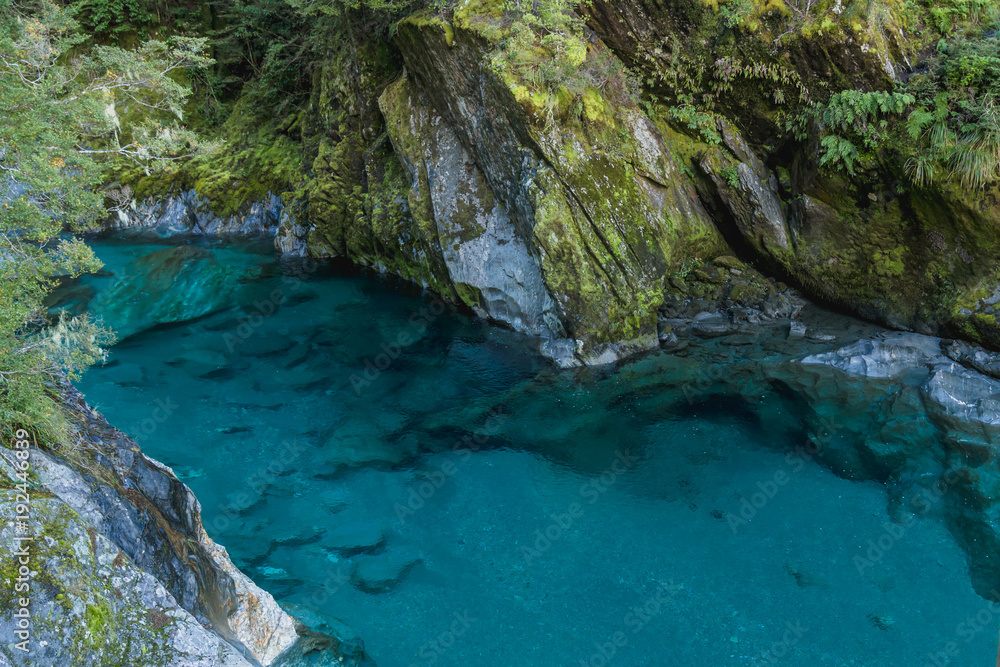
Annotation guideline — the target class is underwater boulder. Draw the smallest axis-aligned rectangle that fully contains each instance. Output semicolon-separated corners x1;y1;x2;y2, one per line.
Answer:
350;549;422;593
91;246;247;339
323;519;387;555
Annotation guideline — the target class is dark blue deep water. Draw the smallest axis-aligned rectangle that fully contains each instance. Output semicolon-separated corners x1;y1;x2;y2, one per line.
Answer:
74;237;998;666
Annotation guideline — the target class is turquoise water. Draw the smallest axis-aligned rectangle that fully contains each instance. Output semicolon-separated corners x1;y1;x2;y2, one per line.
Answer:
74;237;999;666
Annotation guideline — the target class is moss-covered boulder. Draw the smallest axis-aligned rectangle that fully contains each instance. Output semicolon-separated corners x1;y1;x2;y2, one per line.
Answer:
698;117;1000;341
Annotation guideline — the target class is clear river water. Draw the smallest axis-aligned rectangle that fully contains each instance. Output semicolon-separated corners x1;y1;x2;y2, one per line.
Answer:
71;235;998;666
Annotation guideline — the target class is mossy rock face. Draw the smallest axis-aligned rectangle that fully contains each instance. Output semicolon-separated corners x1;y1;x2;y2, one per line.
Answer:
0;494;250;667
120;96;308;222
380;75;568;344
111;0;734;365
786;178;1000;338
692;114;1000;348
106;0;1000;363
581;0;908;146
391;13;726;362
565;0;1000;354
300;28;460;295
698;120;793;260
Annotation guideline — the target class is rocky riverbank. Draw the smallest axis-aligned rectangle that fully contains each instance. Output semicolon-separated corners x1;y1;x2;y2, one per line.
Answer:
0;382;365;667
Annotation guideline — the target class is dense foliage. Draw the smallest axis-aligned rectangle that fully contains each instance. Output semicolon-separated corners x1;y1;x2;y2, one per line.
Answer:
790;3;1000;188
903;32;1000;189
4;0;1000;437
0;0;208;439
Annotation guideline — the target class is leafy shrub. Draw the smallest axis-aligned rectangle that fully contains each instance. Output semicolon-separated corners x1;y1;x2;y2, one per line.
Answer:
0;0;207;440
78;0;152;37
903;34;1000;189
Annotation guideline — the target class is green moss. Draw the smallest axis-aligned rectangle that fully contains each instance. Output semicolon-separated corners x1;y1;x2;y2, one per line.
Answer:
728;280;766;303
401;11;455;46
452;0;505;34
84;599;114;645
530;164;664;345
120;97;307;217
454;282;485;309
872;246;906;278
372;76;457;295
581;87;610;124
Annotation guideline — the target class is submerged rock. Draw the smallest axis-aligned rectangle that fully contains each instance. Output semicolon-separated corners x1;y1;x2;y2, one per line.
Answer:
279;604;371;663
320;422;416;471
692;316;734;338
0;383;352;666
44;282;96;316
168;349;232;377
323;520;387;554
235;333;296;358
100;360;147;386
90;246;249;339
350;550;422;593
786;331;1000;596
922;365;1000;432
801;332;946;379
